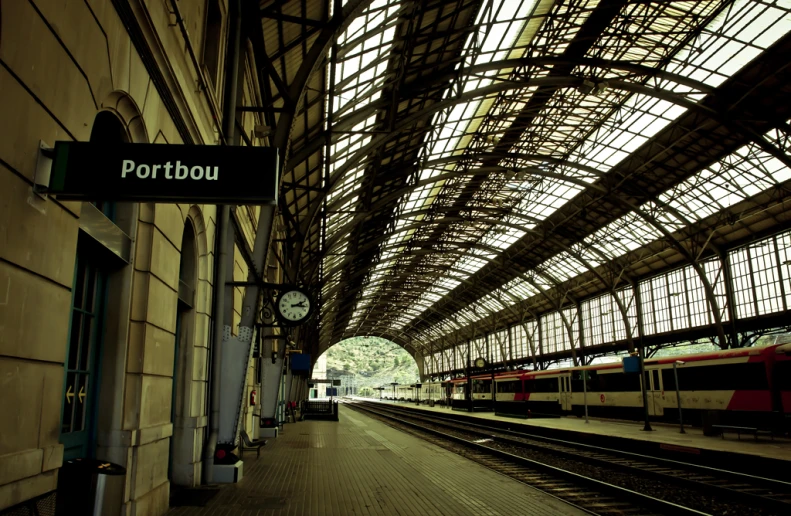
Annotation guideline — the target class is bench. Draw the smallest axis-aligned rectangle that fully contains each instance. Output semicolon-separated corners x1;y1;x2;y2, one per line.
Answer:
240;430;267;458
712;425;774;441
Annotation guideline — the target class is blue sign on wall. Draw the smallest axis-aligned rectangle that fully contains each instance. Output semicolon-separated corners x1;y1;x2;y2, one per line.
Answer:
326;388;337;397
291;354;310;372
622;355;642;374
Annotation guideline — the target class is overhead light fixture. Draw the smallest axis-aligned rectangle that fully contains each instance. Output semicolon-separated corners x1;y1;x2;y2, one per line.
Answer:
254;125;272;138
578;79;608;96
578;79;595;95
592;81;609;96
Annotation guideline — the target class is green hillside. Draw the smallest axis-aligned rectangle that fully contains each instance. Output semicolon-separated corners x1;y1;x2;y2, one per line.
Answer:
324;336;419;394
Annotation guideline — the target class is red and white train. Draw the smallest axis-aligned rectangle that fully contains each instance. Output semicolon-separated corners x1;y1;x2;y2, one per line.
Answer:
408;343;791;428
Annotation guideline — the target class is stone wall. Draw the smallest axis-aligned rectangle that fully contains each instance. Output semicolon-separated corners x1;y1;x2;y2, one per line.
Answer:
0;1;267;515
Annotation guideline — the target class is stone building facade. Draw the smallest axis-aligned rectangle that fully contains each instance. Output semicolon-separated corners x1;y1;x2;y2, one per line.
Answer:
0;1;272;514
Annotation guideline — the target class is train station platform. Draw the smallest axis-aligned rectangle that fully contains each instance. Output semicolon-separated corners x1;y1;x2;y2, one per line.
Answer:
167;404;587;516
371;399;791;466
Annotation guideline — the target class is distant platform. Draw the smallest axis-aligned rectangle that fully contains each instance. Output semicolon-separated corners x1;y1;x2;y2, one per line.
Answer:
360;397;791;466
168;404;588;516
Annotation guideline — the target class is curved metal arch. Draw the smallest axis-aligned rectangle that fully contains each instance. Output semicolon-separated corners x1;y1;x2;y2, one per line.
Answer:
322;277;485;333
325;315;434;350
411;262;581;362
315;207;542;284
272;0;372;152
352;288;504;345
380;269;537;344
345;261;531;311
326;59;714;151
326;244;508;314
626;203;728;348
557;242;639;353
336;239;595;352
403;186;739;354
285;55;716;172
321;235;508;281
332;281;459;319
309;65;781;357
327;161;606;212
318;320;414;349
299;77;721;273
324;271;505;335
320;332;414;355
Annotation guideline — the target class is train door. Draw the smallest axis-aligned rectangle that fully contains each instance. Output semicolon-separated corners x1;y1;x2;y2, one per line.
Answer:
560;374;573;412
648;369;664;416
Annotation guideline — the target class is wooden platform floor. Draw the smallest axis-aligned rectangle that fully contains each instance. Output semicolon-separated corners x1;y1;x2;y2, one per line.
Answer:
168;405;586;516
372;399;791;461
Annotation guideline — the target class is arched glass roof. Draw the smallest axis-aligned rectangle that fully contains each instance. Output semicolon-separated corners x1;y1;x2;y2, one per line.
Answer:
254;0;791;358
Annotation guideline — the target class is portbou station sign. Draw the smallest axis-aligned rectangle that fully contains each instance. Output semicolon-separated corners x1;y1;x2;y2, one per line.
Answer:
49;142;279;204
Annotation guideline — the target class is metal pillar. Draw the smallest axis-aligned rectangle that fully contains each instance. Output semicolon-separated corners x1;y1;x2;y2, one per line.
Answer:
638;346;653;432
674;361;686;433
202;0;242;484
583;370;589;424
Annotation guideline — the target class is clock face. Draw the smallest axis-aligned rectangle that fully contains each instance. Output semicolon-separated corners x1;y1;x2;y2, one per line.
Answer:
474;357;486;368
277;289;312;324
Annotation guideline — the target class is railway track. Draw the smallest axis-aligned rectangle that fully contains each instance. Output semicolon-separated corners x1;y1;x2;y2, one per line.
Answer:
369;403;791;510
344;401;706;516
346;400;791;515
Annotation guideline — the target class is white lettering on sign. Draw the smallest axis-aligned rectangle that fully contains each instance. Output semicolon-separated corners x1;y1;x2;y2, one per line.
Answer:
121;160;218;181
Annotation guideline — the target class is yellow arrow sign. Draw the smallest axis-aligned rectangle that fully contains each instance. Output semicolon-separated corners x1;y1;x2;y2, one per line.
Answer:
66;385;74;404
78;386;86;403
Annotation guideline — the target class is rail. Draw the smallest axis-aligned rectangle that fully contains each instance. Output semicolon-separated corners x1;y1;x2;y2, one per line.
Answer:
351;401;791;515
347;401;707;516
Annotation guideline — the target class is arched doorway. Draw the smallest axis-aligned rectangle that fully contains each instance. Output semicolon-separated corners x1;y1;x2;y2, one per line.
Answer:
170;220;197;485
59;111;129;460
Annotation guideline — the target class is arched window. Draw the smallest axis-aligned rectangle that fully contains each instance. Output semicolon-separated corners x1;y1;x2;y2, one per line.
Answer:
88;111;129;221
60;110;129;460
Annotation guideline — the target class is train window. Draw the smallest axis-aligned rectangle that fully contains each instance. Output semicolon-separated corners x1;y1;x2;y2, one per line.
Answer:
662;362;769;391
774;361;791;390
570;370;597;392
528;377;559;393
596;371;641;392
496;380;521;393
472;380;491;393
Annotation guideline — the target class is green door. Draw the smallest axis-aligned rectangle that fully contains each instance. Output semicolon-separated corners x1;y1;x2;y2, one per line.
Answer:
60;254;107;460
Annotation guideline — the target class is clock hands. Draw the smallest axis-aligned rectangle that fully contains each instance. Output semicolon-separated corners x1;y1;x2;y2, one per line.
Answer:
291;302;307;308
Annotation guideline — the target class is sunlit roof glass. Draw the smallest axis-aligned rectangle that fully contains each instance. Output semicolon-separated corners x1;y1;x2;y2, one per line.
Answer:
319;0;791;351
343;0;541;331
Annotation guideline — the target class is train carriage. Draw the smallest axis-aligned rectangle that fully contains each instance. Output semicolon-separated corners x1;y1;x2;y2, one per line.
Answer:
450;374;494;411
395;384;413;401
642;344;779;427
455;343;789;430
493;371;526;416
418;381;446;405
774;344;791;422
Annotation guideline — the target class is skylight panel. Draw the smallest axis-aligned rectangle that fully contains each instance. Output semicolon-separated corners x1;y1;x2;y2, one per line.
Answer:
665;0;790;88
660;140;791;222
345;1;543;334
419;3;791;352
543;252;588;283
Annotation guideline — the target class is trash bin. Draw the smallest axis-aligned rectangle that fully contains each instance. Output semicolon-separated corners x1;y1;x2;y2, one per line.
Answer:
56;458;126;516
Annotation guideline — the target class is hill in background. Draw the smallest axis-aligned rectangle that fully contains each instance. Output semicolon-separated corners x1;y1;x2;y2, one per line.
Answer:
324;336;419;395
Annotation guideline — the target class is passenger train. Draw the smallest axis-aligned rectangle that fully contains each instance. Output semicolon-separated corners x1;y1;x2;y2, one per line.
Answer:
387;344;791;429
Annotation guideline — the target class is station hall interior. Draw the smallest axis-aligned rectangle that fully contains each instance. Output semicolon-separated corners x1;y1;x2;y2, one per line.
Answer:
1;0;791;515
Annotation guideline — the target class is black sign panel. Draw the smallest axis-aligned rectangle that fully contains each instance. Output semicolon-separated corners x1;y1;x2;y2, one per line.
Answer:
49;142;278;204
